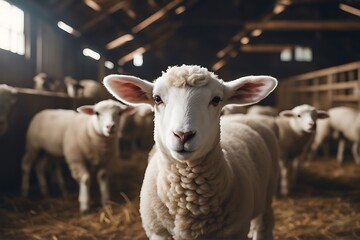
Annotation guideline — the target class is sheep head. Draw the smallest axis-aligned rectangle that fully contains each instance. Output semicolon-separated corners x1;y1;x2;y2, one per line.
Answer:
77;99;130;137
280;104;329;133
104;65;277;161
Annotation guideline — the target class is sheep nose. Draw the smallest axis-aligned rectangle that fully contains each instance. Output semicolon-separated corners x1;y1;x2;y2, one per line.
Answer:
173;131;196;144
106;123;115;131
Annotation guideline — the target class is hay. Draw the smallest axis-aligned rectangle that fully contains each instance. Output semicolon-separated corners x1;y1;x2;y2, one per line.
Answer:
1;155;360;239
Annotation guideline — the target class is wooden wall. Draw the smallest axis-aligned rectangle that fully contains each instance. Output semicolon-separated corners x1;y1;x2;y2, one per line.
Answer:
276;61;360;111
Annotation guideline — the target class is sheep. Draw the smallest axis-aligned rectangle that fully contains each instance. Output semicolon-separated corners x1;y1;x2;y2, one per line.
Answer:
118;105;154;159
276;104;329;196
64;76;111;101
247;105;279;117
103;65;279;239
308;118;332;160
327;106;360;165
0;84;17;135
33;73;63;92
221;104;247;115
21;99;131;212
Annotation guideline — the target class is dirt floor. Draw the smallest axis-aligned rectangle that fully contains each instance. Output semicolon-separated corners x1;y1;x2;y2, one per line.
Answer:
1;152;360;240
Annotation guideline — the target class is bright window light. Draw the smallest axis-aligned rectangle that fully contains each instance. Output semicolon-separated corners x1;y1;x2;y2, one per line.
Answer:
105;61;114;69
295;46;312;62
133;53;143;67
0;0;25;55
83;48;100;60
57;21;80;37
280;48;292;62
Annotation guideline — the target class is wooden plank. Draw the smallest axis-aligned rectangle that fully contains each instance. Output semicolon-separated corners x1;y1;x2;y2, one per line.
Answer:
244;20;360;31
333;95;360;102
291;81;359;92
240;44;294;52
285;61;360;82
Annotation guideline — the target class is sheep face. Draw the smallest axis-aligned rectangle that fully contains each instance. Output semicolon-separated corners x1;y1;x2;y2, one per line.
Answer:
280;104;329;133
77;100;128;137
103;65;277;162
0;85;16;135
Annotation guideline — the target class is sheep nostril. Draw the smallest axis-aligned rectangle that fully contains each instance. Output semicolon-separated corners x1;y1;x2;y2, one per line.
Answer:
173;131;196;144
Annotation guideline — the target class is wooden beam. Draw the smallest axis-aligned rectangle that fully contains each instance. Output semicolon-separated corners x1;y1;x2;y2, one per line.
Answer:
244;20;360;31
240;44;294;52
80;1;127;32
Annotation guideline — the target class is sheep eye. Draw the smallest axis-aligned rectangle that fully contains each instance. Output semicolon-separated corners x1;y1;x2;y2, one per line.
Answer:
210;96;222;106
297;114;301;118
95;111;100;116
153;95;163;105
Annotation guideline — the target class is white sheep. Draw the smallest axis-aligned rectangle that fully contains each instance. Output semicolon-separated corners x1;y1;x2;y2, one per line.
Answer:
247;105;279;117
276;104;329;196
21;99;130;212
118;105;154;158
0;84;17;135
328;106;360;165
221;104;247;115
64;76;111;101
104;65;279;239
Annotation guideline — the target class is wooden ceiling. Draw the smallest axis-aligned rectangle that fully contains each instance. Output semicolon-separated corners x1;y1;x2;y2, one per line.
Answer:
8;0;360;79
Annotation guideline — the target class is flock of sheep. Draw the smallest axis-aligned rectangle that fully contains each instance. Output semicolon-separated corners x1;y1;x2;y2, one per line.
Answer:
0;64;359;239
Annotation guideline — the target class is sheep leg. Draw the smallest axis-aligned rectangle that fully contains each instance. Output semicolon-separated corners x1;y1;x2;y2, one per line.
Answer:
69;163;91;212
97;168;110;206
278;160;290;196
290;157;300;188
21;151;37;197
351;142;360;165
55;161;67;196
36;156;49;196
337;139;346;164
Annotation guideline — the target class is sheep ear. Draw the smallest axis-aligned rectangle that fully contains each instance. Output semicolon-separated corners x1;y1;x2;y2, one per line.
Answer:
77;105;95;115
317;110;329;119
103;74;154;106
223;75;277;106
279;110;294;117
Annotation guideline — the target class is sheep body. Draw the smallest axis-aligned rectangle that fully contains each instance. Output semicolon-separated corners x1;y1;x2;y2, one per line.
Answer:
328;106;360;164
118;105;154;158
0;84;17;135
275;104;328;196
103;65;278;239
21;100;127;212
247;105;279;117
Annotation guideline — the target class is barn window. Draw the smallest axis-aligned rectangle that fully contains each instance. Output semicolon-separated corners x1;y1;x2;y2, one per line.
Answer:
0;0;25;55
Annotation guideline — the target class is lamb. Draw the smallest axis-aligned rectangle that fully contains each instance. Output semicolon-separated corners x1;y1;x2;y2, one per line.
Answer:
276;104;329;196
247;105;279;117
64;76;111;101
21;99;130;212
103;65;279;239
0;84;17;135
118;105;154;158
328;106;360;165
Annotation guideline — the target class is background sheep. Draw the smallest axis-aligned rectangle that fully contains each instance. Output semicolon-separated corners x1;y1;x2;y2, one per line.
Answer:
33;73;63;92
221;104;247;115
0;84;17;135
247;105;279;117
64;76;111;101
104;65;278;239
328;106;360;165
276;104;329;196
118;105;154;159
21;99;130;212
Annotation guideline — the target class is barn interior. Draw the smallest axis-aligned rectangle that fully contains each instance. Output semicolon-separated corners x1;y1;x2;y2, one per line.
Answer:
0;0;360;239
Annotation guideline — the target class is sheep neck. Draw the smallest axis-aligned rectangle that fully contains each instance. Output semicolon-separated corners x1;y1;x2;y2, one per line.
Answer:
85;119;116;166
161;144;230;239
